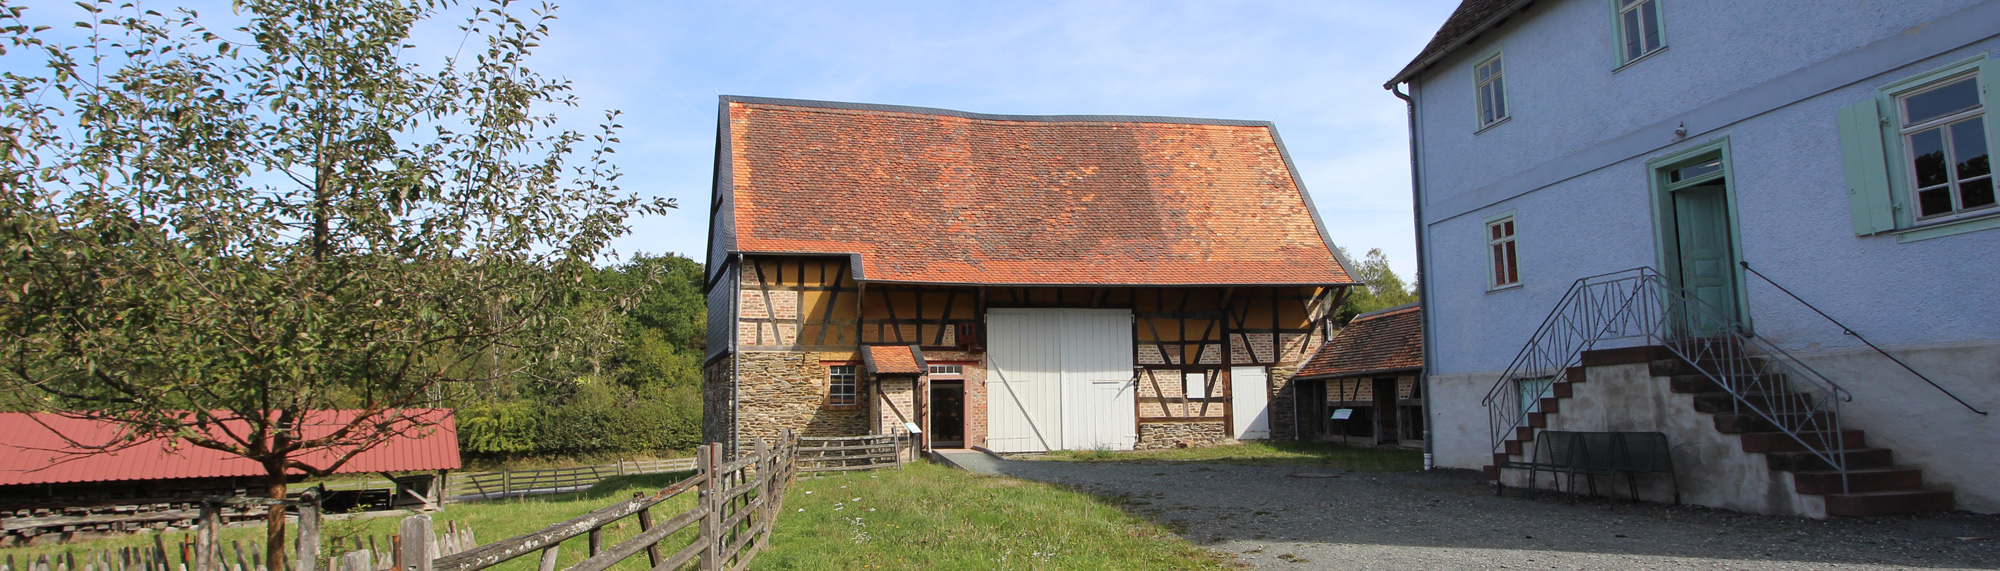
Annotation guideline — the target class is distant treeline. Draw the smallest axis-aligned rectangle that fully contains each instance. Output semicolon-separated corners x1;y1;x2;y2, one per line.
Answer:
454;252;707;459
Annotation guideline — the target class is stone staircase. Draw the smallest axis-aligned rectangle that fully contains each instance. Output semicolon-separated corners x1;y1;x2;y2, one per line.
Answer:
1485;345;1954;517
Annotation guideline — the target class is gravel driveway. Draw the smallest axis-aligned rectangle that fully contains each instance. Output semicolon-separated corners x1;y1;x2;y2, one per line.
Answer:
942;453;2000;570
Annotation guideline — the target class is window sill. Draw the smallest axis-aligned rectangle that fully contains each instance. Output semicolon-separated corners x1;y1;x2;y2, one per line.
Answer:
1487;283;1524;294
1475;116;1512;135
1894;211;2000;243
1613;45;1669;73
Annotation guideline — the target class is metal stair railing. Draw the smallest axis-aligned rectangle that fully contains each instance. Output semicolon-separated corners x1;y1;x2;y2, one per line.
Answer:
1484;267;1857;493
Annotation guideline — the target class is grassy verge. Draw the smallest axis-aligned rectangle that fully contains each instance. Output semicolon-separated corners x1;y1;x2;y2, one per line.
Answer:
753;462;1232;570
1036;441;1424;471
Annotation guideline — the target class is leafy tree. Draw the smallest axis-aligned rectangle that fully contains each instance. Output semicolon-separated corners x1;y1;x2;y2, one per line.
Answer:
1335;248;1419;324
0;0;670;564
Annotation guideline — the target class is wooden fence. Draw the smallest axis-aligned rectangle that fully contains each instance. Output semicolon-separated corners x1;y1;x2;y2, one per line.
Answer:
795;435;909;474
443;459;698;502
421;433;797;571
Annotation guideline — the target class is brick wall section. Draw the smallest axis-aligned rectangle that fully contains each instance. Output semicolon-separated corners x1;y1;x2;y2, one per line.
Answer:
1136;421;1232;450
1265;328;1326;441
876;377;916;433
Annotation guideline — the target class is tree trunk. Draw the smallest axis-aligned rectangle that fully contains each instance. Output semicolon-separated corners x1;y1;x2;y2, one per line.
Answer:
266;460;289;571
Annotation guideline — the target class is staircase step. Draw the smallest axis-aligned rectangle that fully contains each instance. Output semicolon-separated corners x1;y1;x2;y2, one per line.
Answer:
1692;391;1819;413
1580;345;1674;366
1505;439;1523;456
1766;447;1894;472
1667;374;1787;394
1515;426;1535;441
1740;430;1866;453
1527;412;1547;428
1483;465;1499;480
1552;382;1573;398
1793;468;1924;495
1824;490;1955;517
1538;397;1561;414
1566;366;1586;383
1712;412;1835;434
1650;357;1774;377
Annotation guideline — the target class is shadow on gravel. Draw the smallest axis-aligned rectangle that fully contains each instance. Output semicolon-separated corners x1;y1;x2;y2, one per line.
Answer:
973;457;2000;569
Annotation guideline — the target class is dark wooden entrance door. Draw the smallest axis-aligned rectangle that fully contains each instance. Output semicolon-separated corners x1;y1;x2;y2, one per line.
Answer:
1373;377;1398;446
930;382;965;447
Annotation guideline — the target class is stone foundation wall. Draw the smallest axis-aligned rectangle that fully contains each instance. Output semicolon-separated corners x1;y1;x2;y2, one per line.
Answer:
735;351;871;446
1136;421;1233;450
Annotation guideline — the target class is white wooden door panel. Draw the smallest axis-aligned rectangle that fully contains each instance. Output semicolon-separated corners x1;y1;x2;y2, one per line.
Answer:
1232;366;1271;440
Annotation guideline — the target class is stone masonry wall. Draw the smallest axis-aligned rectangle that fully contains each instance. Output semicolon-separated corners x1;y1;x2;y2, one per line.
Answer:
1136;421;1232;450
736;351;871;446
702;356;734;450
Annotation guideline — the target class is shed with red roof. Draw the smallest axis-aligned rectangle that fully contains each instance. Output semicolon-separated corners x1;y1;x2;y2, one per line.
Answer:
1292;304;1425;448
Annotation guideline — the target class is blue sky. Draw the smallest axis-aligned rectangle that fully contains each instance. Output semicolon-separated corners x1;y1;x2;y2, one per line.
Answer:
10;0;1458;281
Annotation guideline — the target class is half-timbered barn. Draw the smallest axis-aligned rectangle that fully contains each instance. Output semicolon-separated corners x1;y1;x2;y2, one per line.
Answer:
702;96;1359;456
1292;303;1425;449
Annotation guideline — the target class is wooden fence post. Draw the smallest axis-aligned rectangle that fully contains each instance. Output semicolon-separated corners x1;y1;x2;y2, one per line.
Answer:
397;515;431;571
633;491;660;569
695;444;717;571
194;503;219;571
297;493;321;571
753;438;772;549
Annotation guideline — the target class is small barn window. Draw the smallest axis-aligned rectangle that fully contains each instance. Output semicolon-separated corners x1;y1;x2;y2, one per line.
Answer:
827;365;858;407
1185;372;1208;400
927;364;964;377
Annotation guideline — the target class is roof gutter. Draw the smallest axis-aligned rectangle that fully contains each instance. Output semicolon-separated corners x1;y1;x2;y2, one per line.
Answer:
1390;82;1438;471
1384;0;1537;89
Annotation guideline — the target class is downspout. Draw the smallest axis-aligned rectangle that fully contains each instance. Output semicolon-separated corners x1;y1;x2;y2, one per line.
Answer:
1391;82;1438;471
731;252;743;459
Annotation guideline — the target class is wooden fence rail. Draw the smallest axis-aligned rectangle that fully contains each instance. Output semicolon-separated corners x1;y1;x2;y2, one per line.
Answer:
425;432;797;571
444;459;698;502
795;434;909;474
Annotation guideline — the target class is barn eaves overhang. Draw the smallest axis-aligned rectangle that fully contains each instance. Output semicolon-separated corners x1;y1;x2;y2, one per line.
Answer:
1385;0;1537;89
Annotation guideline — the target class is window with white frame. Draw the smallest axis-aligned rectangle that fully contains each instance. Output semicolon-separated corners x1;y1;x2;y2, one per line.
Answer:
927;364;964;377
1839;56;1999;240
1475;53;1509;129
1897;74;1993;219
1615;0;1665;65
1488;216;1520;289
827;365;858;407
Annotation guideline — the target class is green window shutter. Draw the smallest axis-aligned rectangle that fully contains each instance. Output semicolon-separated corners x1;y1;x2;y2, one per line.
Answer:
1984;60;2000;194
1837;98;1896;235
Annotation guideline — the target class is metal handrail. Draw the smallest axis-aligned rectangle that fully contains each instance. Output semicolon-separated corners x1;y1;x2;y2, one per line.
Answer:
1740;261;1987;416
1484;267;1856;493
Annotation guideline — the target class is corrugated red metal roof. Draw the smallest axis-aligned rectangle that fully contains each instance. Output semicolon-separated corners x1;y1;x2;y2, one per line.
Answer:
0;410;460;486
863;345;925;375
1295;304;1424;380
713;97;1356;287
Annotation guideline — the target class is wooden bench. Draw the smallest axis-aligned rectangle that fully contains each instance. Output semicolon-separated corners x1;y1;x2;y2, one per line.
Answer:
1496;430;1680;505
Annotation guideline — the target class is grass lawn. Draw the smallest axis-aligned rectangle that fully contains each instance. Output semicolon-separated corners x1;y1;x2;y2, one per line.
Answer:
753;462;1231;570
1035;441;1424;471
4;462;1231;571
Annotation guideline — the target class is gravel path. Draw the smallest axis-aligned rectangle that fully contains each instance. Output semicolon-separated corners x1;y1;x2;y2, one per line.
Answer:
953;455;2000;570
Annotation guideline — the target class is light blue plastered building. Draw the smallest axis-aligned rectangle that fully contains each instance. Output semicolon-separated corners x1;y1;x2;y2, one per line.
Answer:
1390;0;2000;517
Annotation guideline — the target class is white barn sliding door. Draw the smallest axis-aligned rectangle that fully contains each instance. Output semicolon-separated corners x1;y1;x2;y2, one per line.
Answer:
985;308;1136;452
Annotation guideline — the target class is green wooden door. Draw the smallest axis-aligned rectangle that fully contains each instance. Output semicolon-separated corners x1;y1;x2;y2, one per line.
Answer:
1671;180;1739;335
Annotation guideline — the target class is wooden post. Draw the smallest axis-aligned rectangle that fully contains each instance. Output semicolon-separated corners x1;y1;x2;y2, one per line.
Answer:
695;444;717;571
397;515;431;571
533;547;557;571
633;492;659;568
755;438;774;547
194;503;219;571
585;527;600;558
297;493;320;571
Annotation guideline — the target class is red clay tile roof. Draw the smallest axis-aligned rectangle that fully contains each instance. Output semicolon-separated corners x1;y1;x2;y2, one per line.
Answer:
708;97;1356;288
863;345;925;375
0;410;460;486
1294;304;1423;380
1387;0;1534;87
